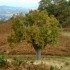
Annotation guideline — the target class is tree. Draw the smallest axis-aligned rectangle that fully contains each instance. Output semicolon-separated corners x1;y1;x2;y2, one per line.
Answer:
38;0;70;28
8;10;60;60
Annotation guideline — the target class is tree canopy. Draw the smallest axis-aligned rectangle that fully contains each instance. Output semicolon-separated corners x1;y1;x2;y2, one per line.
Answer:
38;0;70;25
8;10;60;60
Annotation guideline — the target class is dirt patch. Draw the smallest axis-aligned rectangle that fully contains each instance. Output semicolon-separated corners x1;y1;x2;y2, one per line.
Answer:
0;57;70;70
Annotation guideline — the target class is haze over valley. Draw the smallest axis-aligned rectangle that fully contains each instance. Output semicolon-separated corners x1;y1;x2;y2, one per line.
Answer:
0;6;29;21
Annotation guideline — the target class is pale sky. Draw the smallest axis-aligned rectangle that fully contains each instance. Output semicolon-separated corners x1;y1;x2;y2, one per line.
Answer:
0;0;41;9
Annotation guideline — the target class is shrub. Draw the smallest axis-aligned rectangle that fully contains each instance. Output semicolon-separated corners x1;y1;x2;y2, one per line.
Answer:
13;56;24;66
8;10;60;60
50;66;54;70
0;55;8;68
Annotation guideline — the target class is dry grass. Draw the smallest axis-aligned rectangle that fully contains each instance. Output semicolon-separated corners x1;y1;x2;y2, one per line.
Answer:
0;22;70;56
0;55;70;70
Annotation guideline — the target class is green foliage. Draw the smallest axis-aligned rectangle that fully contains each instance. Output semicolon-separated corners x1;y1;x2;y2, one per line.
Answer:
8;35;14;44
0;55;8;68
8;14;24;44
8;10;60;49
39;0;70;25
13;56;24;66
25;11;60;49
8;10;60;60
50;66;54;70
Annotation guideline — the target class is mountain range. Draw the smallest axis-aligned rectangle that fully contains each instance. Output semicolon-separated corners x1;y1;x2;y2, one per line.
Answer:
0;6;29;21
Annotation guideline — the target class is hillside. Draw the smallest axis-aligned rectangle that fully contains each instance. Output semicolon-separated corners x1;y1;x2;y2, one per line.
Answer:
0;22;70;56
0;6;29;21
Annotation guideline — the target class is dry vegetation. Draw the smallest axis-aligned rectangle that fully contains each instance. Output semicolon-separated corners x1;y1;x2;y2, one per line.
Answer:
0;22;70;56
0;54;70;70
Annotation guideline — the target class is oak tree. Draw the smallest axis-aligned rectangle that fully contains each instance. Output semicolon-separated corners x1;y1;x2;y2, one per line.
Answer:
8;10;60;60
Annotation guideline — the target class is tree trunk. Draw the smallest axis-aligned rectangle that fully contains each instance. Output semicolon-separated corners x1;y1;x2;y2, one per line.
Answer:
60;23;63;29
35;48;41;60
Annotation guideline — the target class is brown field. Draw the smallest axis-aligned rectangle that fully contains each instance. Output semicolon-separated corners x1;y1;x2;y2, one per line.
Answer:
0;22;70;56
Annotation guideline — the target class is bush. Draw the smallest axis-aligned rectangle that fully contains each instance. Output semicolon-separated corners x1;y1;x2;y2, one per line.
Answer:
0;55;8;68
8;10;60;60
13;56;24;66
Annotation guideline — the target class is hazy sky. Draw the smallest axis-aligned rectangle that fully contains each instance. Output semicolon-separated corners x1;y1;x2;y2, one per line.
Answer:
0;0;41;9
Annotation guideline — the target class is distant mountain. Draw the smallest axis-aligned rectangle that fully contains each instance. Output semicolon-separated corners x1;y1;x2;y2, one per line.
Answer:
0;6;29;21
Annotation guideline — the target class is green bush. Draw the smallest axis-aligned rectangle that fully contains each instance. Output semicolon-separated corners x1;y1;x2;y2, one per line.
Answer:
0;55;8;68
50;66;54;70
8;10;61;60
13;56;24;66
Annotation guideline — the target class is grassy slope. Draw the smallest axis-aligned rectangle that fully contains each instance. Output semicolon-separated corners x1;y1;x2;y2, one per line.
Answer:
0;22;70;56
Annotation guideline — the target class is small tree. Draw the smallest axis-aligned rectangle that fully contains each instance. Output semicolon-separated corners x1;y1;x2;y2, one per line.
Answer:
8;10;60;60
